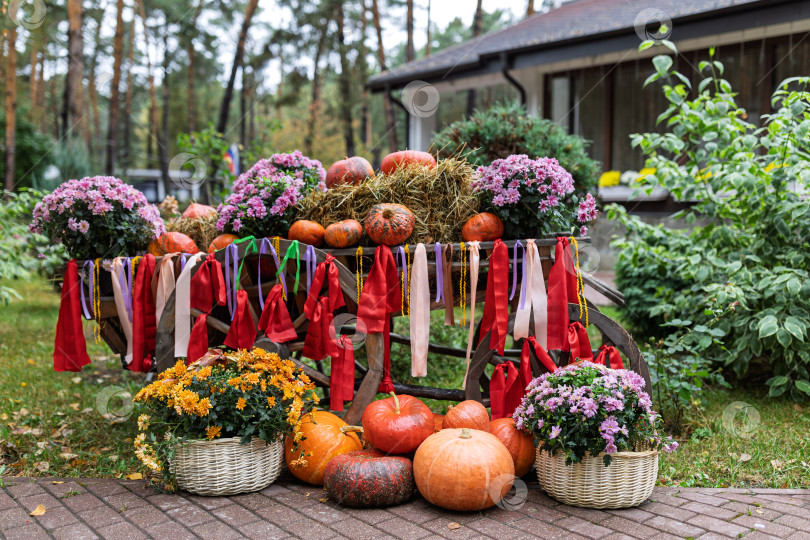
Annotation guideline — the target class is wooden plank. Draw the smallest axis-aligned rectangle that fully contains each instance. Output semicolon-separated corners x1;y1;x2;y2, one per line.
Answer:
344;332;384;425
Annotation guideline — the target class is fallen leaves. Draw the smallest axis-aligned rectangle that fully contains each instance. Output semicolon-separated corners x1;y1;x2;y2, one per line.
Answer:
126;473;142;480
739;453;752;463
29;504;47;516
34;461;49;472
71;377;81;384
447;522;462;530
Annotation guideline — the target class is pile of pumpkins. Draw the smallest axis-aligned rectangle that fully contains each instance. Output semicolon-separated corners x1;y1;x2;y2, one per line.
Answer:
147;202;240;256
283;393;535;511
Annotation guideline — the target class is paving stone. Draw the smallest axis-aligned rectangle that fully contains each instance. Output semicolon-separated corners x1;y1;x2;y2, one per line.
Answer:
775;513;810;532
601;534;637;540
676;491;732;507
86;481;129;498
212;504;262;526
63;493;106;513
644;493;688;507
482;504;526;523
0;506;35;531
788;531;810;540
600;516;659;538
644;515;706;537
165;502;215;527
740;532;786;540
757;500;810;518
228;492;273;511
183;494;234;510
104;492;150;512
643;501;698;521
694;533;732;540
191;519;244;540
374;516;431;539
238;519;291;539
418;517;487;540
142;520;198;540
721;500;783;521
96;520;148;540
606;507;655;523
330;516;391;539
681;501;740;520
51;522;101;540
30;505;80;530
344;507;395;525
510;518;590;540
518;501;566;523
732;514;796;538
555;503;613;523
121;504;171;529
307;502;351;524
3;522;52;540
387;502;440;524
5;482;47;499
0;492;17;511
280;515;338;539
46;481;87;498
78;505;126;529
645;533;682;540
16;493;62;512
255;501;308;525
144;494;188;511
554;515;613;538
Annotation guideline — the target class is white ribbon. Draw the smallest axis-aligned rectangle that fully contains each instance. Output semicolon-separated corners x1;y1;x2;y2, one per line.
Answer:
463;241;481;388
410;244;429;377
155;255;177;325
513;239;548;346
174;253;204;358
110;258;133;364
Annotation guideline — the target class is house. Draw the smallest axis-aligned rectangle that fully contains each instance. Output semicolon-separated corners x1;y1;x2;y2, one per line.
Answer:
367;0;810;184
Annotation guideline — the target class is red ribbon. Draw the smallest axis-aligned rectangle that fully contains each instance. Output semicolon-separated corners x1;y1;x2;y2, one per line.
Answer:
478;239;510;354
567;321;593;363
547;237;579;350
54;260;91;372
258;283;297;342
187;313;209;365
490;361;522;420
224;289;257;350
330;335;356;411
130;254;157;372
357;246;400;393
594;345;624;369
303;296;339;361
190;253;227;313
304;254;345;314
523;336;558;375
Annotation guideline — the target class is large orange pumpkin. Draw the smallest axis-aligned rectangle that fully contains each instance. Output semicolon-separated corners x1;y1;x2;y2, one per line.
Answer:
181;202;217;220
432;413;445;433
380;151;437;174
284;410;363;485
364;203;415;246
207;233;239;253
442;400;490;432
461;212;504;242
489;418;535;477
414;428;514;511
324;219;363;248
288;220;325;247
326;157;374;188
361;393;434;454
147;232;200;256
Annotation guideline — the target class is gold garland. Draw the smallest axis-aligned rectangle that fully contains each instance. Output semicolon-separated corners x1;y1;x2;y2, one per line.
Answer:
569;237;589;327
458;242;467;327
130;256;142;299
93;258;102;343
403;245;411;317
355;246;364;302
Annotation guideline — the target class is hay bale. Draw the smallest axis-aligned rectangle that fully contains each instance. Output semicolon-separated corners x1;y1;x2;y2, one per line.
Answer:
296;158;480;244
167;214;219;252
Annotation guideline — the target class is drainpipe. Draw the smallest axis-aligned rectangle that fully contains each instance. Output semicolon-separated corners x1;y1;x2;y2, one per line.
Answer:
387;84;411;148
500;52;527;106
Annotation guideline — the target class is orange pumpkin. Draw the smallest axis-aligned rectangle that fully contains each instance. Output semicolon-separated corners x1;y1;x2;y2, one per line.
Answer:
362;393;434;454
207;233;239;253
380;150;437;174
324;219;363;248
414;428;514;511
432;413;445;433
489;418;535;477
181;202;217;220
442;400;490;432
284;410;363;485
288;220;325;247
364;203;415;246
326;157;374;188
147;232;200;256
461;212;504;242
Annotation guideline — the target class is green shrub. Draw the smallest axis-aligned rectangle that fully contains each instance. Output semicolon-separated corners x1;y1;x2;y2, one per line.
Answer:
613;42;810;400
432;101;600;193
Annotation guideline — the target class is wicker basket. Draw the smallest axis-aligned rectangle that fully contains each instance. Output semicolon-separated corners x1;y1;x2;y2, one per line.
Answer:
172;437;284;496
535;446;658;508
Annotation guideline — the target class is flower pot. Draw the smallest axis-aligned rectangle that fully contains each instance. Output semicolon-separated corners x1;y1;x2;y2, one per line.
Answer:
172;437;284;496
535;446;658;508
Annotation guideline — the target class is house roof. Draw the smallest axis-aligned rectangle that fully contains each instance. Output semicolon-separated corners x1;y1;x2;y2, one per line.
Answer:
367;0;774;89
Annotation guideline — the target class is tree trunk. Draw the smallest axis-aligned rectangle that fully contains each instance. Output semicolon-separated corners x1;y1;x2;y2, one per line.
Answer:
526;0;535;17
88;45;100;146
106;0;125;175
359;0;370;144
123;16;136;171
406;0;414;62
4;24;17;193
159;31;171;193
29;34;40;130
425;0;431;56
337;4;354;157
216;0;259;134
136;0;159;169
187;0;204;133
303;28;327;156
371;0;397;151
466;0;484;116
240;66;247;146
248;65;256;144
65;0;85;139
37;52;45;132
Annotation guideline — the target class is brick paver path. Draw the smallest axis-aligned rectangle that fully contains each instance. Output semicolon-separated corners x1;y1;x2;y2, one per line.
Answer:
1;475;808;539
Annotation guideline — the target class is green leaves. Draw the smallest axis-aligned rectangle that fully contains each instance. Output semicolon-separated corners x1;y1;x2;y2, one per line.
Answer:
758;316;778;338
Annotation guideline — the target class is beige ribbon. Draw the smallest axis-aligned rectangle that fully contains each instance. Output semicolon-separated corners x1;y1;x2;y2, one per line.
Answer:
462;241;481;388
514;239;548;346
155;254;178;324
109;258;133;364
174;253;204;358
410;244;429;377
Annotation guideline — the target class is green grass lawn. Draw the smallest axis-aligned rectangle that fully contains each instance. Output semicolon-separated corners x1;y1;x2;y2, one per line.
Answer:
1;277;807;487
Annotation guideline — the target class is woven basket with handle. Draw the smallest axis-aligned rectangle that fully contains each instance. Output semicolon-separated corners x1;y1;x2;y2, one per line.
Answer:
535;446;658;508
172;436;283;496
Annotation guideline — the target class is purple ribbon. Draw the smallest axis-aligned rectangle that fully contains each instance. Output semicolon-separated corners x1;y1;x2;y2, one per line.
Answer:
258;238;283;309
224;244;239;321
510;240;524;301
434;242;443;303
303;245;317;295
179;253;190;275
397;246;409;301
80;260;94;320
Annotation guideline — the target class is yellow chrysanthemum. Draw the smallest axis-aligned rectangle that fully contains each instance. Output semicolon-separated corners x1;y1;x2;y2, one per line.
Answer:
206;425;222;440
266;396;276;408
195;397;212;416
236;397;246;410
137;414;150;431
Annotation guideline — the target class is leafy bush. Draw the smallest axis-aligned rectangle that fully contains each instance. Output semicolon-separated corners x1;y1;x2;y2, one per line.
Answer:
613;42;810;400
433;101;600;193
0;113;54;190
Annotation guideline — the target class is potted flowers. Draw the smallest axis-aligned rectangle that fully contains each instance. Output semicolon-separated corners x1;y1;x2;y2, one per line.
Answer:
30;176;165;260
514;362;677;508
216;151;326;237
133;348;319;495
472;155;597;238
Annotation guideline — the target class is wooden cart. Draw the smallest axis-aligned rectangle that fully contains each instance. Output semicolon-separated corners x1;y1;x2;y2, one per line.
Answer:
83;238;648;424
